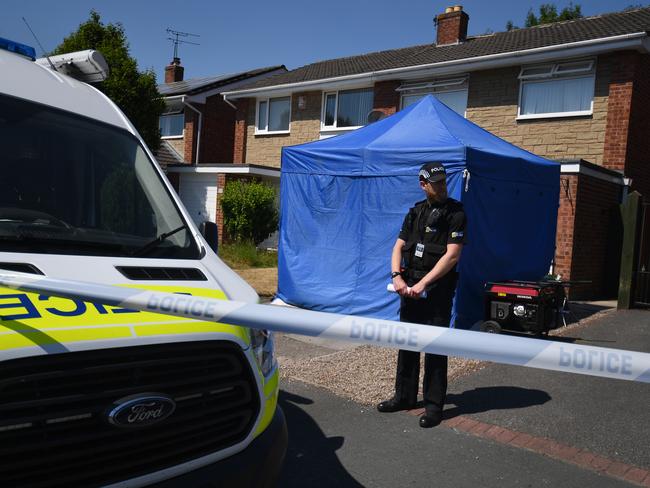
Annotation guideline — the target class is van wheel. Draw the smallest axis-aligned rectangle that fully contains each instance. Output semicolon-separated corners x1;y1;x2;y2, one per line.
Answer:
480;321;502;334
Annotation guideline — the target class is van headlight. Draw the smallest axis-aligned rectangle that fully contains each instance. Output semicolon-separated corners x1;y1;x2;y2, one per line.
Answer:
250;329;276;376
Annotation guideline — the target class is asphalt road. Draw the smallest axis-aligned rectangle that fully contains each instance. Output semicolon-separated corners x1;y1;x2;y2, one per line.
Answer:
278;379;633;488
448;310;650;470
277;309;650;487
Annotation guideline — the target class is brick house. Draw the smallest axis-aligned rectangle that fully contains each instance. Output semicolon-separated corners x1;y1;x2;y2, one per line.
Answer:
155;58;285;239
222;6;650;299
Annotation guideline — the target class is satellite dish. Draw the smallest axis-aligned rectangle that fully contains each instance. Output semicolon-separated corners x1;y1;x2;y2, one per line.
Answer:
367;110;387;124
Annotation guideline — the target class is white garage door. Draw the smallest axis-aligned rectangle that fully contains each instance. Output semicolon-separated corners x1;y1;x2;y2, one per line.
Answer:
178;173;218;226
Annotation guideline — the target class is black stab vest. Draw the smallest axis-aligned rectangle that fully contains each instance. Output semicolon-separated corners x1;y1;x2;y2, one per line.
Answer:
401;198;462;281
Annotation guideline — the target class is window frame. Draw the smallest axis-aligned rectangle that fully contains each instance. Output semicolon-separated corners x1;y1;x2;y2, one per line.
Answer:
517;59;596;120
255;96;291;135
159;113;185;139
320;87;374;131
397;76;469;117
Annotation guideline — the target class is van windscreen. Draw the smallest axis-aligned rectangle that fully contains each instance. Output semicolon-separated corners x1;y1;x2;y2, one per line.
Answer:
0;94;200;259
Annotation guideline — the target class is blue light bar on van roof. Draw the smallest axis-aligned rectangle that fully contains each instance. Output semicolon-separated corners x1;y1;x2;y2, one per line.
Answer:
0;37;36;60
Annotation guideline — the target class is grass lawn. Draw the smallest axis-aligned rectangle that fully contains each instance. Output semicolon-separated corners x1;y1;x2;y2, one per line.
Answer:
218;241;278;269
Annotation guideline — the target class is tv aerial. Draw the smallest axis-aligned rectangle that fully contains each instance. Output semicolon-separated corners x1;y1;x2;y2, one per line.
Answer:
166;28;200;59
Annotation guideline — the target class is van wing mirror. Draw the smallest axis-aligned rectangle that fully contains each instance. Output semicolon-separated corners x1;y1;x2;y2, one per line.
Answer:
199;221;219;254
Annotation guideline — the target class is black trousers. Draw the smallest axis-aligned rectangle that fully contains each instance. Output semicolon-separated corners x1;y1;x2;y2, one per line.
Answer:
394;275;457;413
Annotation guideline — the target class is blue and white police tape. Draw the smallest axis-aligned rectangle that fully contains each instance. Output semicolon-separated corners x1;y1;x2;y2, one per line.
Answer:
1;272;649;384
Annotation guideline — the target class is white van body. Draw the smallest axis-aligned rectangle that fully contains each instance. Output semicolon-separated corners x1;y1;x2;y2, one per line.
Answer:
2;44;258;302
0;44;285;488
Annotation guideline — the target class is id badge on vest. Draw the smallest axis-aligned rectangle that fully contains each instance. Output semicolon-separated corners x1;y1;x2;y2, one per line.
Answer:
415;243;425;258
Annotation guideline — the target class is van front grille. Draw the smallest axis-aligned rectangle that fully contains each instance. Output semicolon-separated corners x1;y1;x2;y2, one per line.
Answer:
0;262;43;275
0;341;259;487
115;266;207;281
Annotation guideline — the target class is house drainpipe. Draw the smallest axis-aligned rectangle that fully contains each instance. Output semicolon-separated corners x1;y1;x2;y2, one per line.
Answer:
222;93;237;110
183;98;202;165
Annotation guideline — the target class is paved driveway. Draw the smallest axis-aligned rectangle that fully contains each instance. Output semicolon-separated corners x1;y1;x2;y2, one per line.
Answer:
278;379;636;487
278;310;650;487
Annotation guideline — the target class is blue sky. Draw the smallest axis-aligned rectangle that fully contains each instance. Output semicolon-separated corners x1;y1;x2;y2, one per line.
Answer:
1;0;642;83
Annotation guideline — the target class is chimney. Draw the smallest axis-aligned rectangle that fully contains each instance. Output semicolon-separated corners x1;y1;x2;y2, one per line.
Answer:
435;5;469;46
165;57;184;83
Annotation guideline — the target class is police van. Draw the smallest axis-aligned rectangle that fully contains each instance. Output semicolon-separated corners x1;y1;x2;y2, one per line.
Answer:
0;38;286;487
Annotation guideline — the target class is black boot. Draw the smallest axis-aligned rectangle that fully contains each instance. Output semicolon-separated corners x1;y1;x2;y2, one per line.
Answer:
376;398;415;413
419;411;442;428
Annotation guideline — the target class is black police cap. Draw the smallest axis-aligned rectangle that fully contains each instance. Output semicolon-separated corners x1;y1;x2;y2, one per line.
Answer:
418;162;446;183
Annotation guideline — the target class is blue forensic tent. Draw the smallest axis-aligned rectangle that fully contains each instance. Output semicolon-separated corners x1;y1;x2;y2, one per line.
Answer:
276;96;560;329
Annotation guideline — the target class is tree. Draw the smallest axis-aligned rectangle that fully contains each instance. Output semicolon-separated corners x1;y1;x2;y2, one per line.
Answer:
221;180;279;245
53;11;164;150
524;3;582;27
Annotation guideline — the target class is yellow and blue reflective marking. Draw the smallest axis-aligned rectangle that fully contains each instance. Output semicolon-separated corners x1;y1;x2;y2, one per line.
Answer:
255;367;280;437
0;285;247;351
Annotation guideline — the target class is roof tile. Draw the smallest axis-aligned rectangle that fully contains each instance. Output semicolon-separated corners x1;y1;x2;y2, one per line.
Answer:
235;7;650;91
158;65;286;96
154;140;185;170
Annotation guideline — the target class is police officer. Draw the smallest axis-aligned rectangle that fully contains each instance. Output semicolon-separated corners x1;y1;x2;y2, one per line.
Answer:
377;161;466;428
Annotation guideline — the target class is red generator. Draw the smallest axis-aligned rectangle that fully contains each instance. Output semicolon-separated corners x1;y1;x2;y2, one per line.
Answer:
481;280;566;335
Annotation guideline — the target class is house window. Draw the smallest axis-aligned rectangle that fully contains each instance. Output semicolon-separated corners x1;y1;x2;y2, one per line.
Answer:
398;77;468;116
256;97;291;133
159;113;184;137
322;88;374;129
518;60;595;119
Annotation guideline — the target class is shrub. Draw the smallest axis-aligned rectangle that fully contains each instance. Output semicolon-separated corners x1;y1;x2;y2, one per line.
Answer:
221;180;279;244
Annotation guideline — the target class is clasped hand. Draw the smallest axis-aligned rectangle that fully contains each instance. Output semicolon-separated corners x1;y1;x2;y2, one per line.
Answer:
393;276;426;298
